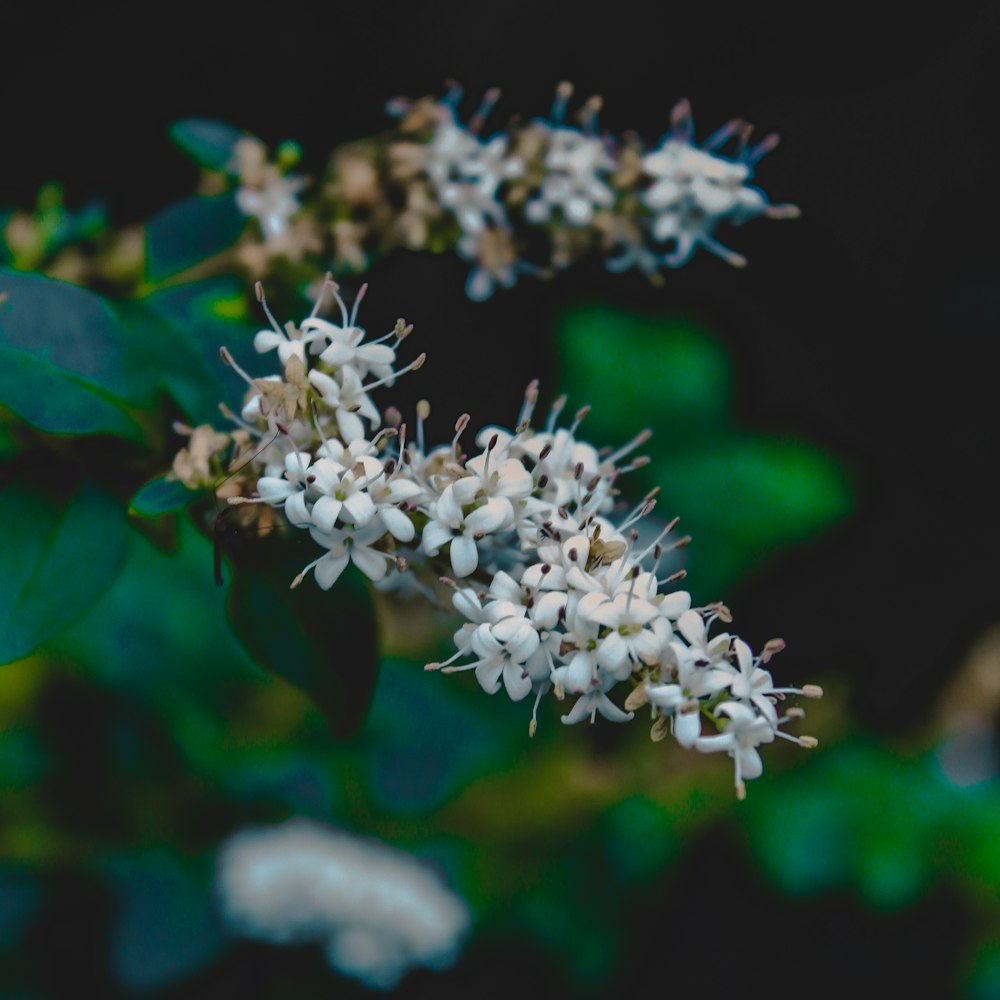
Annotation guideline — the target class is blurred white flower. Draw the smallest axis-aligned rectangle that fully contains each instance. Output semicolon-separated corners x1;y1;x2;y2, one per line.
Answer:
215;818;470;990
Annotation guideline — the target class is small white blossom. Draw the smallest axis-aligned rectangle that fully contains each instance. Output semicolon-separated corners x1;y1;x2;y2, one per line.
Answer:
526;125;616;227
216;818;469;990
640;99;800;268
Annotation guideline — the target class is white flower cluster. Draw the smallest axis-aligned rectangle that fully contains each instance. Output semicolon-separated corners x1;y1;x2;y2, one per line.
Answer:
397;85;798;295
224;85;800;302
215;818;470;989
197;283;820;797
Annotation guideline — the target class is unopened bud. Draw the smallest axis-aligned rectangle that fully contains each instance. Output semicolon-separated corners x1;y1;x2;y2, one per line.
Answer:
624;684;649;711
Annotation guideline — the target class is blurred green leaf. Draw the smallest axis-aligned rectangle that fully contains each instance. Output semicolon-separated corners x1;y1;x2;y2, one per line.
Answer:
665;434;852;592
555;303;730;439
0;483;127;665
0;867;44;950
0;345;143;441
363;657;513;812
145;194;245;283
104;852;225;992
52;516;259;695
169;119;245;173
128;476;201;518
741;738;1000;910
222;532;379;739
0;269;161;439
143;277;257;424
967;939;1000;1000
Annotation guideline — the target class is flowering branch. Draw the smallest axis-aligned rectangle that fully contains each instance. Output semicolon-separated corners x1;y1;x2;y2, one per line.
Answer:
218;82;799;300
172;279;821;798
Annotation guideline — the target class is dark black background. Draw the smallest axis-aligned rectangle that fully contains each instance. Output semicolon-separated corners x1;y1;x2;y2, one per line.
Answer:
11;0;991;727
3;1;998;995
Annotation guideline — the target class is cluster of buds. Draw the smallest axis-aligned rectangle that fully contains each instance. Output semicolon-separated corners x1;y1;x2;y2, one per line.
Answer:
171;282;820;798
227;83;798;300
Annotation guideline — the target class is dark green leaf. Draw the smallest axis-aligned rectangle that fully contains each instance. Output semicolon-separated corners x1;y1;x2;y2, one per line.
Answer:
129;476;201;518
105;852;225;992
221;530;379;738
0;270;162;438
52;516;259;697
0;344;143;441
363;657;512;811
0;482;127;664
111;296;222;426
143;277;257;423
169;119;245;172
145;193;245;283
0;269;150;400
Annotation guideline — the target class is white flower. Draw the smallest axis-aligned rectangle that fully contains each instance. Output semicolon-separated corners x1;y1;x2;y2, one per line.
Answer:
308;366;381;444
296;518;393;589
640;101;799;268
526;126;615;227
421;481;514;577
254;450;314;525
424;103;523;237
215;818;469;990
645;681;703;747
307;454;383;532
236;173;306;241
445;616;541;700
693;700;777;799
558;671;634;726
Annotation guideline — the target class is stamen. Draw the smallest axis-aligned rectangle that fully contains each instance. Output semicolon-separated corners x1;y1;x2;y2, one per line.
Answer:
349;282;368;327
545;395;567;433
517;379;540;429
469;87;501;134
309;272;335;319
219;346;257;389
254;282;285;337
605;428;652;467
551;81;573;124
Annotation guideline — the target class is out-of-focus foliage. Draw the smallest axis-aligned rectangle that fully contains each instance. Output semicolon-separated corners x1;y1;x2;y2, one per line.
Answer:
556;304;853;595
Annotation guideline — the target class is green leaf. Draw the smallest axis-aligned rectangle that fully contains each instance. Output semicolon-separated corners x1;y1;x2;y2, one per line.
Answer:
110;297;223;426
0;268;157;402
363;657;512;812
741;738;1000;910
129;476;201;518
0;483;127;664
104;851;225;992
664;434;853;592
145;193;245;283
0;270;163;439
555;303;731;439
51;516;259;697
143;277;257;424
220;530;379;738
168;119;245;172
0;344;143;441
